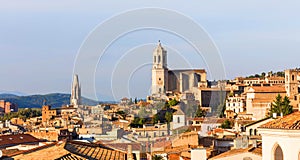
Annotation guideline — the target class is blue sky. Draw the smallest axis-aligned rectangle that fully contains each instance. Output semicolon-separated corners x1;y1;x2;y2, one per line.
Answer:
0;1;300;101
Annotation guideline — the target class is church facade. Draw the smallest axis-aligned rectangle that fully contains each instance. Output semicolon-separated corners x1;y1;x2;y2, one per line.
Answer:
151;42;207;96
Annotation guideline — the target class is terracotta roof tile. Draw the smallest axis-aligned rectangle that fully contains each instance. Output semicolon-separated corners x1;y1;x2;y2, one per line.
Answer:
210;144;262;159
0;134;42;148
259;112;300;129
247;86;286;93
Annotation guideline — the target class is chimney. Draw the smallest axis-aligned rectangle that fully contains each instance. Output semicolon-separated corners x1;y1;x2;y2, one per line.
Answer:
272;113;277;119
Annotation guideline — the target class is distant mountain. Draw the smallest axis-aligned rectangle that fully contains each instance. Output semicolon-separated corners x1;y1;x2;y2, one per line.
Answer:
0;90;27;96
0;93;99;108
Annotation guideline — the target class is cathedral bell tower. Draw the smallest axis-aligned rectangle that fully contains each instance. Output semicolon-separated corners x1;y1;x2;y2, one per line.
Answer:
70;74;81;107
151;41;168;95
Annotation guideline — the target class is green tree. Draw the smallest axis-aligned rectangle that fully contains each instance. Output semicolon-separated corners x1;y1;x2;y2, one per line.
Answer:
116;110;127;120
221;119;232;129
134;97;138;104
270;94;293;116
261;72;266;78
165;111;173;135
152;155;163;160
128;98;134;105
152;114;159;124
282;96;293;115
168;99;179;106
276;71;285;77
138;107;148;118
195;106;206;117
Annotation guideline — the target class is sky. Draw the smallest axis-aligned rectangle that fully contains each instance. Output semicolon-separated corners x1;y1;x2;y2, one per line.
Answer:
0;1;300;101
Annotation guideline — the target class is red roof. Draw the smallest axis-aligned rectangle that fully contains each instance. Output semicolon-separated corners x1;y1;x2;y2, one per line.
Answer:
0;134;41;148
260;112;300;129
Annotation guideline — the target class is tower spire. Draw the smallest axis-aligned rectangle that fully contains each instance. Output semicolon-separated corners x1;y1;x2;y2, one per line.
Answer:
70;74;81;107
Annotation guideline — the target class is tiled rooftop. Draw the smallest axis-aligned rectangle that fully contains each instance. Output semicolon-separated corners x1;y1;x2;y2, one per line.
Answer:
0;134;42;148
210;143;262;159
104;143;142;151
247;86;286;93
62;141;127;160
259;112;300;129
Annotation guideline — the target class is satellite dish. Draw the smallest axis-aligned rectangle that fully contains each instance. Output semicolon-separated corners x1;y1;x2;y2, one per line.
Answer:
0;150;3;158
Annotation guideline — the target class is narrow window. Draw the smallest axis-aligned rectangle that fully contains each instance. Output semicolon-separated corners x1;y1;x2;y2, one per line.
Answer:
273;144;283;160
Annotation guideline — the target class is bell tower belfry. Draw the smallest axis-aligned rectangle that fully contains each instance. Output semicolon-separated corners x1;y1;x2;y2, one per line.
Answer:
152;41;168;95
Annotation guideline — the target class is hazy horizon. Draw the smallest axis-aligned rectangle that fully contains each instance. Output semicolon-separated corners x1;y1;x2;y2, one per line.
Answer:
1;1;300;101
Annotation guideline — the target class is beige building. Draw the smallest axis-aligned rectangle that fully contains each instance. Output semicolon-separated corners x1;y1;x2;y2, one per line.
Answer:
245;86;286;120
0;100;18;113
259;111;300;160
41;105;57;123
234;76;284;86
284;69;300;109
225;95;246;115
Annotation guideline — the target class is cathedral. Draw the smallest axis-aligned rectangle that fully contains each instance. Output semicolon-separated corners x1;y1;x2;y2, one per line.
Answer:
70;74;81;107
151;41;207;96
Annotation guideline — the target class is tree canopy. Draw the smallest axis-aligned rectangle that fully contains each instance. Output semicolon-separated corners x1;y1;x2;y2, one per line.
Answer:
168;99;179;106
220;119;232;129
270;94;293;116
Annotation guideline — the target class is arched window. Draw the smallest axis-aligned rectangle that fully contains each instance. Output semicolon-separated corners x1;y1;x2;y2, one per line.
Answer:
177;117;180;123
249;129;252;136
292;75;295;81
254;129;257;135
273;143;283;160
154;56;156;63
158;55;161;63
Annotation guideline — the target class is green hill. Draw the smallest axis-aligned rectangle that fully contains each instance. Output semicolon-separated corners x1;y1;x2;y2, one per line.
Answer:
0;93;99;108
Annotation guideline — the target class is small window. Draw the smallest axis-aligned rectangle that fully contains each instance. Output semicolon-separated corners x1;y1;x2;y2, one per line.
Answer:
177;117;180;123
292;75;295;81
295;96;297;101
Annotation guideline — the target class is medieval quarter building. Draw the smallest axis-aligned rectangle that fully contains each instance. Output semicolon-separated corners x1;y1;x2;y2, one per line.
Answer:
151;41;207;97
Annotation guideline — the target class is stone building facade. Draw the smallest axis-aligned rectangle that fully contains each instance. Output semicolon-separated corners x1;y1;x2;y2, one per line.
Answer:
151;41;207;96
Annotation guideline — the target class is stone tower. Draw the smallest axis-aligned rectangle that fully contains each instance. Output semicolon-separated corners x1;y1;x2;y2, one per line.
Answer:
285;69;299;97
152;41;168;95
70;74;81;107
